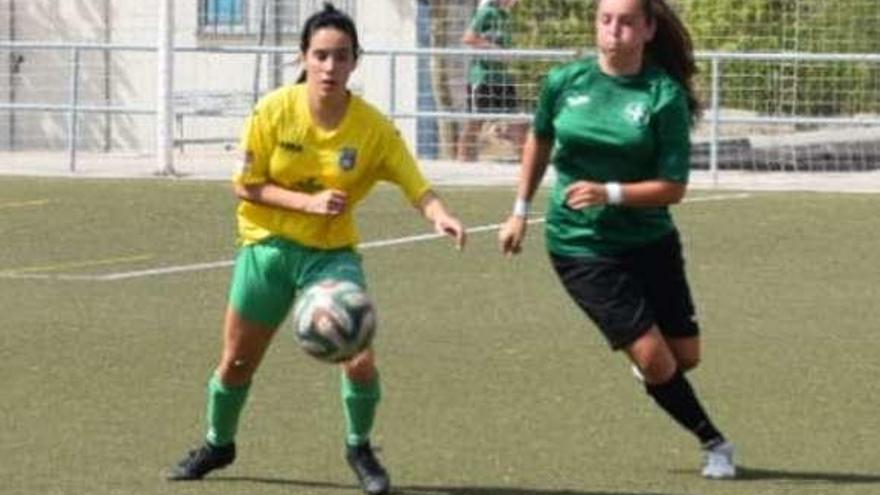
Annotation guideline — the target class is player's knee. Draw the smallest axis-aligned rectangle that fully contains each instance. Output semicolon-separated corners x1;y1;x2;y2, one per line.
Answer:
342;349;376;382
678;355;700;372
217;357;256;386
634;346;678;384
640;360;676;384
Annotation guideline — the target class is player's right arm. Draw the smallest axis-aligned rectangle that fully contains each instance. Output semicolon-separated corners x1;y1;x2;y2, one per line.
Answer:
499;64;563;257
462;29;494;49
234;96;346;216
498;132;552;256
233;183;347;216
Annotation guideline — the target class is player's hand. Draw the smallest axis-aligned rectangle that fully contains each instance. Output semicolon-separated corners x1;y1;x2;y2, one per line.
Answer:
498;215;527;257
306;189;348;216
564;180;607;209
434;214;466;251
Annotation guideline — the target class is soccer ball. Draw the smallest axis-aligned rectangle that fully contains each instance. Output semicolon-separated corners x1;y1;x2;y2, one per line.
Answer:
291;280;377;363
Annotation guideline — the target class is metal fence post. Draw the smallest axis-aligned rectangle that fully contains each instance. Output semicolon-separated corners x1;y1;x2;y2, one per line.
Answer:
389;52;397;116
710;56;721;187
67;47;80;173
156;0;176;176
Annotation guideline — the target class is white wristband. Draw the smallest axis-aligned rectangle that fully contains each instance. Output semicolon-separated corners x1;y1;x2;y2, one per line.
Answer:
605;182;624;205
512;197;530;217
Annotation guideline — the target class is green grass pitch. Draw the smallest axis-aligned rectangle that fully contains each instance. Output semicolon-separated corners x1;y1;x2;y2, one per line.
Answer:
1;176;879;495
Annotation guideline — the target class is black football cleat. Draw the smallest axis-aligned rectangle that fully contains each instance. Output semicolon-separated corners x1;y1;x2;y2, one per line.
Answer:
346;442;390;495
166;442;235;481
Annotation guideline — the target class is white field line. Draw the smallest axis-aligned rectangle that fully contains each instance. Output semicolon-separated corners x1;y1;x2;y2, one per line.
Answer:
681;192;751;203
1;193;749;281
0;199;51;210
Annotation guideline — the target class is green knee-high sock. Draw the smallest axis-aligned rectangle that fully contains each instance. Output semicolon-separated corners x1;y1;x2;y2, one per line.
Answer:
205;373;251;447
341;373;381;447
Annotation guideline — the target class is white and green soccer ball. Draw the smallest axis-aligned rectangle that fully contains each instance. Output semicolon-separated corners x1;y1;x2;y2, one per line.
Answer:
292;280;376;363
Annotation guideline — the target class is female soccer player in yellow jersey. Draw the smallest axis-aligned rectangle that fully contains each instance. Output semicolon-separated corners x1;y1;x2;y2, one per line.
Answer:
499;0;735;479
166;4;465;494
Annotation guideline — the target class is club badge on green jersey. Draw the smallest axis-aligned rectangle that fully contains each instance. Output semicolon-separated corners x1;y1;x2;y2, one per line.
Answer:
625;102;650;126
338;147;357;171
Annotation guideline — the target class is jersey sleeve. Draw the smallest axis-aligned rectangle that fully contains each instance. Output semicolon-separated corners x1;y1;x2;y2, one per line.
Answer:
377;124;431;205
653;82;692;183
469;6;491;35
233;102;276;185
532;65;566;139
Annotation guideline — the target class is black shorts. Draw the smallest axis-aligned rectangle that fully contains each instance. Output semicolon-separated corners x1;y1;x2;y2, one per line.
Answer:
467;83;518;113
550;231;699;350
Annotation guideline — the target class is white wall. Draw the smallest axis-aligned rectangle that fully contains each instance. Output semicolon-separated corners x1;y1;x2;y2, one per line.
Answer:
3;0;420;152
7;0;117;149
355;0;418;143
1;2;10;148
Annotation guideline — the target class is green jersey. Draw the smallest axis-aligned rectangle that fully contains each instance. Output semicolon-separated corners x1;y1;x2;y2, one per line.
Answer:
533;57;692;257
467;2;513;86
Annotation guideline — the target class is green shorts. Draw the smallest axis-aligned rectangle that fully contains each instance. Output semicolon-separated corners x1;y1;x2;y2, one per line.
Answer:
228;236;366;329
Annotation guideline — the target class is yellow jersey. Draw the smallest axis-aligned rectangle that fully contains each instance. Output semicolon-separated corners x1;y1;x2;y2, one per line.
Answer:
234;84;431;249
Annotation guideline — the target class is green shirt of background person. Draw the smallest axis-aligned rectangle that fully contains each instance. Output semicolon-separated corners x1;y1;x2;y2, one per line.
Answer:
466;0;516;86
457;0;526;163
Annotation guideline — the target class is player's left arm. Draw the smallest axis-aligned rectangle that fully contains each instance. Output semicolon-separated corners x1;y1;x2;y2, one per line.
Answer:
377;123;466;250
417;190;466;251
566;85;691;209
564;179;686;209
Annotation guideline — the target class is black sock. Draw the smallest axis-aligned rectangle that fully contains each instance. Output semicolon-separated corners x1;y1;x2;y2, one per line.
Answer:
645;368;725;447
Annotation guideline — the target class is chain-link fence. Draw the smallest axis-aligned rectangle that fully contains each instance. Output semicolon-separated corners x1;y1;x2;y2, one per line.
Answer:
1;1;879;178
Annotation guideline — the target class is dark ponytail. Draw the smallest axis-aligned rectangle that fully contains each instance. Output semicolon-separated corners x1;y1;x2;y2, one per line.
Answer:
296;2;361;83
641;0;701;123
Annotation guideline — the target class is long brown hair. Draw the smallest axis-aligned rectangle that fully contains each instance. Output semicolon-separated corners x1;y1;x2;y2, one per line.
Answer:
640;0;701;121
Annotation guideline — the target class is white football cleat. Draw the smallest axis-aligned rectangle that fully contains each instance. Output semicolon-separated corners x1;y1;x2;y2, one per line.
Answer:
630;364;645;383
701;441;736;479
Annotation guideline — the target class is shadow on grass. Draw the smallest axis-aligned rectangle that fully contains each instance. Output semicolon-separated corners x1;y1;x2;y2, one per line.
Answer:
210;477;675;495
735;465;880;484
396;486;674;495
203;466;880;492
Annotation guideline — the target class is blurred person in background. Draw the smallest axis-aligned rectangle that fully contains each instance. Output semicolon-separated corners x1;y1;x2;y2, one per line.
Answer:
456;0;527;162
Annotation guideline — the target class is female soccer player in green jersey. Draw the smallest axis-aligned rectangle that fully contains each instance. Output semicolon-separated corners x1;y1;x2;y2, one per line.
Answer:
498;0;736;479
166;4;465;494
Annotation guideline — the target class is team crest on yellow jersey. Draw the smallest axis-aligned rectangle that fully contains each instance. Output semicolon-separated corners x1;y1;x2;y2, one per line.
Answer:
338;147;357;171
